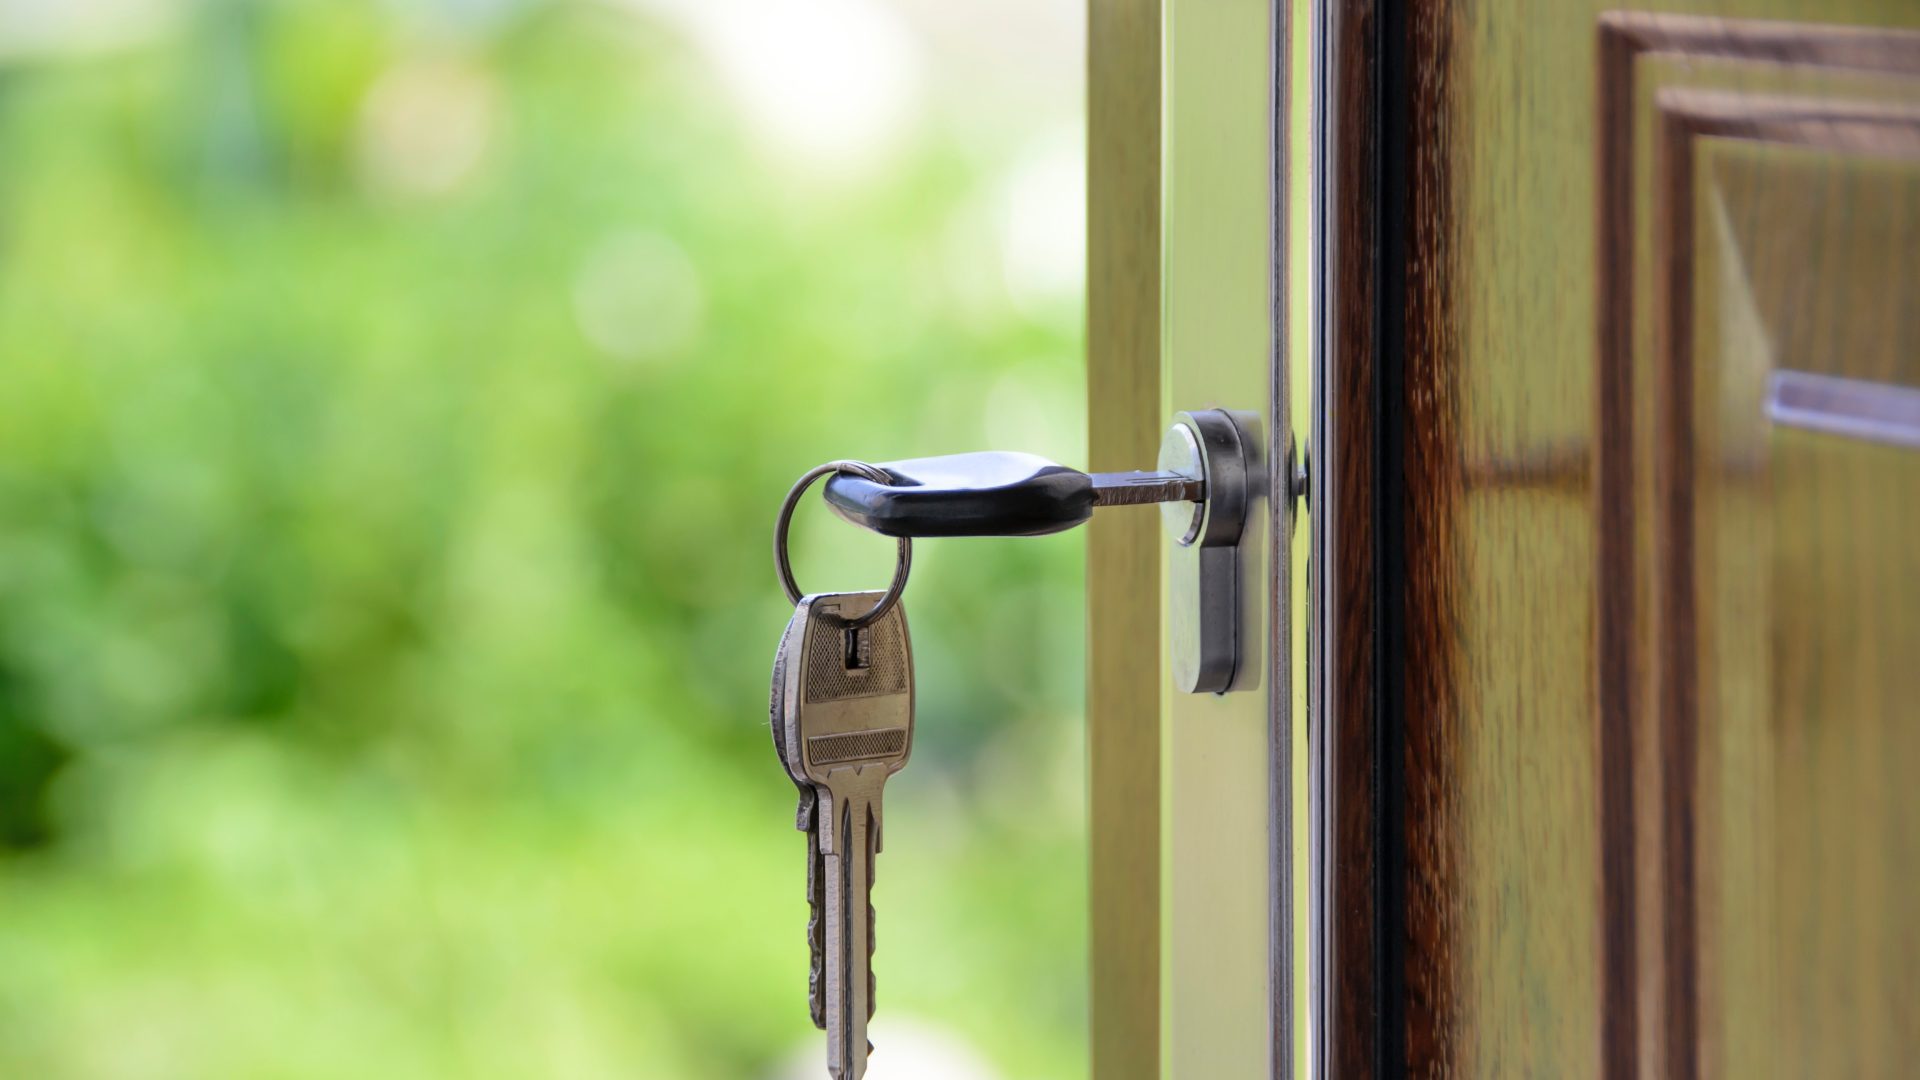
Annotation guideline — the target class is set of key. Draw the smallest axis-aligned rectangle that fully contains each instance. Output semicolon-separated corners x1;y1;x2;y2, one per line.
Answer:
769;449;1219;1077
770;590;913;1079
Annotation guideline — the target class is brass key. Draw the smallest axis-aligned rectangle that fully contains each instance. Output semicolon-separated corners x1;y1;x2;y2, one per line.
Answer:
771;590;914;1079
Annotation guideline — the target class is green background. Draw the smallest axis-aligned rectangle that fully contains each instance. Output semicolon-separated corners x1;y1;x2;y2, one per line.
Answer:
0;1;1088;1076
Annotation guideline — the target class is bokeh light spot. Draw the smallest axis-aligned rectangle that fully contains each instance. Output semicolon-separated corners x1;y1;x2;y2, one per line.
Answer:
632;0;926;175
354;57;499;200
571;230;706;363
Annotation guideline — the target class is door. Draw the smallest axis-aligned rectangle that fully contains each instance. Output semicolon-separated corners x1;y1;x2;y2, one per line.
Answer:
1313;2;1920;1077
1088;0;1307;1077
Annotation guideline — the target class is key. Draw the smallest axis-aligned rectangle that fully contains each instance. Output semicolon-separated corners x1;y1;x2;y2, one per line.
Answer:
821;450;1203;537
771;589;914;1079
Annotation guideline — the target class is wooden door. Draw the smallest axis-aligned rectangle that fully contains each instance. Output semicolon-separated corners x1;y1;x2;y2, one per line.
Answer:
1314;3;1920;1077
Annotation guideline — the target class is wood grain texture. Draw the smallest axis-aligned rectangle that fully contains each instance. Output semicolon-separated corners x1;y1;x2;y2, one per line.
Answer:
1086;0;1160;1073
1321;0;1382;1074
1654;95;1920;1079
1594;22;1646;1076
1395;5;1606;1076
1327;3;1920;1078
1598;21;1920;1076
1395;3;1464;1075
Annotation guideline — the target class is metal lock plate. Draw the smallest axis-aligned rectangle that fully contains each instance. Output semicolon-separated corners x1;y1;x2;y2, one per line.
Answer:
1159;409;1260;694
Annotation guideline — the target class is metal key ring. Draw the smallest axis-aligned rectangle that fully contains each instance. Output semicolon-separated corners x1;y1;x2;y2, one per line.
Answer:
774;460;912;628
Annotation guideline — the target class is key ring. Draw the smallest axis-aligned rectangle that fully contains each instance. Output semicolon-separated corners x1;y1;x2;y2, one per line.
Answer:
774;460;912;629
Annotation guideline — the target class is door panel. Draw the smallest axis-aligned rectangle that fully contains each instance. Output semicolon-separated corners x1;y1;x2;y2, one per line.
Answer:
1317;4;1920;1077
1163;0;1293;1074
1679;127;1920;1078
1089;0;1297;1075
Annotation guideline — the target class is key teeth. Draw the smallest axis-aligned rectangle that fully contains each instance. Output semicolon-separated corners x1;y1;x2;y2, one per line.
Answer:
808;828;827;1030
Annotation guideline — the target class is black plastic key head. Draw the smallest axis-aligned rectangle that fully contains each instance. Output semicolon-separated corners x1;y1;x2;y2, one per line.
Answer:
822;452;1095;538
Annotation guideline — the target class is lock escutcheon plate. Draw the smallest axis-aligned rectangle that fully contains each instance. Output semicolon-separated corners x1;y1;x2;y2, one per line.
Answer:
1159;409;1259;694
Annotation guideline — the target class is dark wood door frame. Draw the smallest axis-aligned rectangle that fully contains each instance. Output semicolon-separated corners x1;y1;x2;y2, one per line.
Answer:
1316;2;1470;1075
1315;0;1393;1075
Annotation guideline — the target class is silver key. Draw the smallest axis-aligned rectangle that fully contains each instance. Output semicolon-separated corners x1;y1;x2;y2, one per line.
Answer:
771;590;914;1079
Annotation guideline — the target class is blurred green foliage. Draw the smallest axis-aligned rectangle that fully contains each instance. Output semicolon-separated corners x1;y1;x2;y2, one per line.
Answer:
0;1;1087;1076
